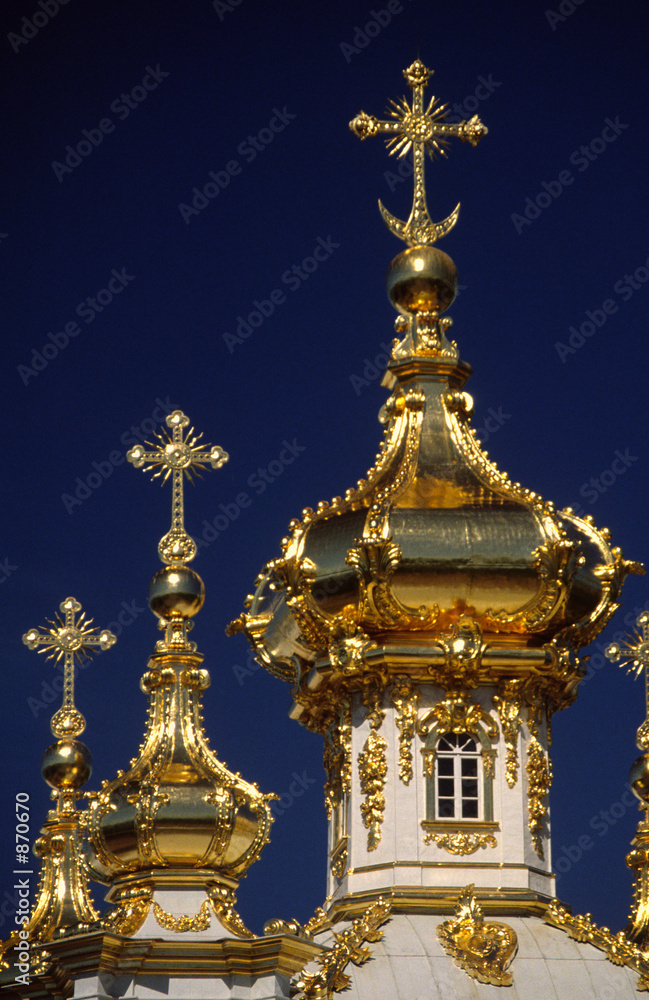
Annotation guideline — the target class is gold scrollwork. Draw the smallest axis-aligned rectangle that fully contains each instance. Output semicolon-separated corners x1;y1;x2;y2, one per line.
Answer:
103;885;152;936
390;678;420;784
346;537;438;631
429;616;485;688
209;885;255;938
152;899;211;933
494;680;524;787
544;899;649;990
419;690;497;742
424;830;497;854
358;731;388;851
526;735;552;859
296;898;391;1000
437;885;517;986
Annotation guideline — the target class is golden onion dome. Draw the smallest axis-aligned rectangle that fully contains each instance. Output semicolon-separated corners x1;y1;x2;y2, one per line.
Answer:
84;563;275;885
231;243;642;732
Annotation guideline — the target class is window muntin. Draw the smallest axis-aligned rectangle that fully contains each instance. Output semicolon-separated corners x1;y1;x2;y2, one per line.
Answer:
435;732;482;820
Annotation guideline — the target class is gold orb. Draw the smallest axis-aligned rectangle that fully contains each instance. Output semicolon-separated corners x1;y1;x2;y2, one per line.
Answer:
41;740;92;790
149;565;205;620
386;245;458;315
629;753;649;803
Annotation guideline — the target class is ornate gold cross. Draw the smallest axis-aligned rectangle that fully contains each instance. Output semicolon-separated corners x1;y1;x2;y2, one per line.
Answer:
127;409;229;564
23;597;116;738
606;611;649;751
349;59;488;246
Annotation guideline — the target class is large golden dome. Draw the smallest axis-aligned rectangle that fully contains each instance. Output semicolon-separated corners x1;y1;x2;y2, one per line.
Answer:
231;244;641;732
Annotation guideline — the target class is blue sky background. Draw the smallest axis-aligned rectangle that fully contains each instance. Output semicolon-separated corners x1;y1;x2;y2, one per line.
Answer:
1;0;649;936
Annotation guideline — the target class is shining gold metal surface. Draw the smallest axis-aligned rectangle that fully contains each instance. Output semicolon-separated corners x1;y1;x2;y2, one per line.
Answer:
386;245;457;314
127;409;228;565
295;897;391;1000
423;830;497;855
41;739;92;790
390;678;419;784
349;59;487;246
525;735;552;860
85;649;276;886
437;885;517;986
358;731;387;852
23;596;116;739
544;899;649;991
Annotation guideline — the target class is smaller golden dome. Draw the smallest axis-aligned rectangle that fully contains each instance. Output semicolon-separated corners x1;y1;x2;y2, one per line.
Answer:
386;245;457;315
41;739;92;790
149;565;204;620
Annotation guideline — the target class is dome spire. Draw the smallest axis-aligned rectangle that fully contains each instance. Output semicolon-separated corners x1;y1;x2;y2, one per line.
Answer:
349;59;488;246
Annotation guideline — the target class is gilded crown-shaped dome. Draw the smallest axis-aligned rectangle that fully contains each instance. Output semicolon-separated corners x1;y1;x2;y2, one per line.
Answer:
230;62;642;736
84;416;276;902
231;257;641;732
84;573;274;883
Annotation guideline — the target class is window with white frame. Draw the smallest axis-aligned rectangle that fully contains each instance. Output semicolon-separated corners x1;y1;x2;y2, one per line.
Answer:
434;732;482;820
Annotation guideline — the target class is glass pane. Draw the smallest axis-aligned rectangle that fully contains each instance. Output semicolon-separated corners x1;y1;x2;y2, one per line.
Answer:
462;800;479;818
462;758;478;777
438;735;455;752
438;799;455;818
458;734;476;752
438;778;455;797
462;778;478;798
437;758;454;775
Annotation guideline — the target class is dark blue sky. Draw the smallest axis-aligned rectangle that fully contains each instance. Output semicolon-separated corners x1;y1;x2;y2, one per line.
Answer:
2;0;649;936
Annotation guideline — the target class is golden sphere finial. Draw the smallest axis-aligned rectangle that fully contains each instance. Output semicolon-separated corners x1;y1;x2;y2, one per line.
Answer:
41;739;92;790
148;564;205;620
386;245;457;315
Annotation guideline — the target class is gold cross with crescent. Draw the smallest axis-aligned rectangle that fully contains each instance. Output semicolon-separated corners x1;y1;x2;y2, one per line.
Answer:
127;409;229;564
606;611;649;751
23;597;116;738
349;59;488;246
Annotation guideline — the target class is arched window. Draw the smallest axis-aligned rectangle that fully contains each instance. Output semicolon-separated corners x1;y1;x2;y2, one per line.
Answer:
435;732;481;820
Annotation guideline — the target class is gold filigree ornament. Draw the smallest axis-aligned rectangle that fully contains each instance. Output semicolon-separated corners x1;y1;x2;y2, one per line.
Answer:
127;409;228;566
23;597;116;739
152;899;211;933
349;59;487;247
358;731;388;851
494;680;524;788
544;900;649;991
526;734;552;859
295;898;391;1000
102;885;152;936
425;830;497;855
437;885;518;987
390;678;420;784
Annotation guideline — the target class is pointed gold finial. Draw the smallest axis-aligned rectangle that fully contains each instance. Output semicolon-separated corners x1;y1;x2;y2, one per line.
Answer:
127;409;228;564
23;597;116;738
349;59;488;246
